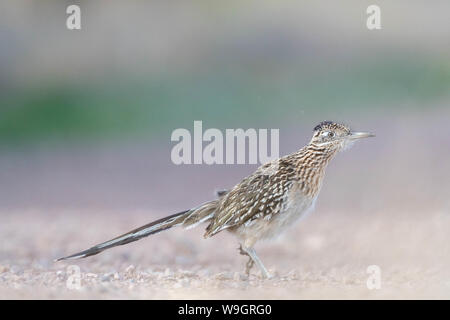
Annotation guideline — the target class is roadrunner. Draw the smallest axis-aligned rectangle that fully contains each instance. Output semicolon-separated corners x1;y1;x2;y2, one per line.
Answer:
58;121;374;278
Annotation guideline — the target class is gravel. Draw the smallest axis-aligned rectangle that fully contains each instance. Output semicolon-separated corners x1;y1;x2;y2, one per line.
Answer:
1;209;450;299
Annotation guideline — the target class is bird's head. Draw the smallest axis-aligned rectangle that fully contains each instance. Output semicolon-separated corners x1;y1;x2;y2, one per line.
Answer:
310;121;374;151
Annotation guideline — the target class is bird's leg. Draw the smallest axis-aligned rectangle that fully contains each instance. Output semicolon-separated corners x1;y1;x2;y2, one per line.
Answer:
238;244;254;276
240;245;271;279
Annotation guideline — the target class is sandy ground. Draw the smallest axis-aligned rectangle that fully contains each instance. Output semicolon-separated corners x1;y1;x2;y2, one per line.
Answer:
1;209;450;299
1;112;450;299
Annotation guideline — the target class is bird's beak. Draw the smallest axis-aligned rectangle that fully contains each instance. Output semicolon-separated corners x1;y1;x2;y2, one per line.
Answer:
348;131;375;140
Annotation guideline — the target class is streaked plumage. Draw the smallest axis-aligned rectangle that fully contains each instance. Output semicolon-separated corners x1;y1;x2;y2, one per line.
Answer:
57;121;374;278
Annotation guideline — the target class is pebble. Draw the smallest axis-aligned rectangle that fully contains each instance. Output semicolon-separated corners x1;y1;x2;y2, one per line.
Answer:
125;265;135;274
269;270;280;279
233;272;248;281
164;268;172;277
287;270;299;280
215;272;233;280
86;273;98;278
178;269;195;277
101;273;114;282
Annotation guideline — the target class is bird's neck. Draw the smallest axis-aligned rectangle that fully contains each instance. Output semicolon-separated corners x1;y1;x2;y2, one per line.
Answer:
290;143;339;197
306;143;339;165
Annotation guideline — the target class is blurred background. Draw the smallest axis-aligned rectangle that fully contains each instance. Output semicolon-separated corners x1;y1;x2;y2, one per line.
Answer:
0;0;450;299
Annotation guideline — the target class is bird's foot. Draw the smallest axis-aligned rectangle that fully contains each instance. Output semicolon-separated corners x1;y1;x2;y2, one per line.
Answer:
245;257;254;276
238;244;255;276
238;244;247;256
237;244;273;279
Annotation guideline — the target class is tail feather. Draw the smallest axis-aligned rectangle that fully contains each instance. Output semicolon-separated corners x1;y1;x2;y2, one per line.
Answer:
182;200;219;229
56;200;219;261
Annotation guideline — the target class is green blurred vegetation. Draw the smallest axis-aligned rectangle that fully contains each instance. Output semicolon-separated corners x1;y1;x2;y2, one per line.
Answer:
1;57;449;145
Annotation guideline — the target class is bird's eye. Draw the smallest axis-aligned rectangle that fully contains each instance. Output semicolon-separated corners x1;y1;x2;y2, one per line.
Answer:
329;132;335;138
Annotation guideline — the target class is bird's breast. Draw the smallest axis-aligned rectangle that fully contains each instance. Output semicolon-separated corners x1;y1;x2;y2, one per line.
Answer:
278;189;317;227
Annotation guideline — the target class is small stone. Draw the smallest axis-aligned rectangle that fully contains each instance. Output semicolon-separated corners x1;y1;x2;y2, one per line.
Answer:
125;265;135;274
101;273;114;282
215;272;233;280
164;268;172;277
233;272;247;281
269;270;280;279
86;273;98;278
0;265;9;274
10;266;23;275
287;270;299;280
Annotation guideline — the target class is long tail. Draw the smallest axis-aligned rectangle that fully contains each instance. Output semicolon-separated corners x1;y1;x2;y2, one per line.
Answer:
56;200;219;261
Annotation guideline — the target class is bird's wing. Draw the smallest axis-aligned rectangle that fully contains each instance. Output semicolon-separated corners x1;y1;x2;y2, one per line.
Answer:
204;159;294;237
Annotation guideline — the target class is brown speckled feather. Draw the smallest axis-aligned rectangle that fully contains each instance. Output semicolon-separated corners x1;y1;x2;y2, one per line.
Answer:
58;121;374;279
